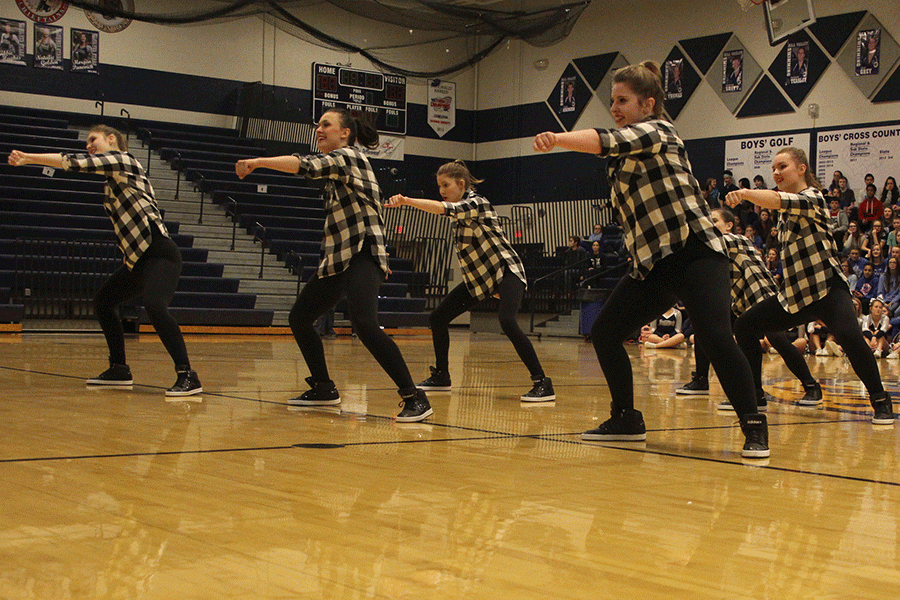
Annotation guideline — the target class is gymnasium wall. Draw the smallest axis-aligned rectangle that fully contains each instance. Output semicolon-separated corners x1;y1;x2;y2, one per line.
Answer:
1;0;898;205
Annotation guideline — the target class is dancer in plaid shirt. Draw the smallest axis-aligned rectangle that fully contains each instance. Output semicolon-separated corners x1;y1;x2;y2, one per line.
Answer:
384;160;554;401
534;61;768;458
235;108;431;422
677;207;822;409
729;147;893;425
8;126;201;396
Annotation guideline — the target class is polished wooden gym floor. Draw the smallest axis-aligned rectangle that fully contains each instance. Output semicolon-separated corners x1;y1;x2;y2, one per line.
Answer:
1;331;898;599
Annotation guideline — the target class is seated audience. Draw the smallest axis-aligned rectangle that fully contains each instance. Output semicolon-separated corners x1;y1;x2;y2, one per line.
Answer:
640;306;687;349
843;221;865;258
858;184;883;232
881;176;899;206
847;247;868;278
854;263;880;312
842;258;859;291
869;243;887;276
828;198;849;252
861;298;891;357
877;256;900;317
862;219;887;257
587;223;604;242
764;248;783;286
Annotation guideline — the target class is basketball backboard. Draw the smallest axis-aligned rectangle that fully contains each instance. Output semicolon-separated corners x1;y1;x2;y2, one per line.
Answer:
765;0;816;46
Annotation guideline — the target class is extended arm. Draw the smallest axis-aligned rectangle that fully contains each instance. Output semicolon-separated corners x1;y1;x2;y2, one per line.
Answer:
533;129;602;154
383;194;446;214
8;150;64;169
725;188;782;211
235;155;301;179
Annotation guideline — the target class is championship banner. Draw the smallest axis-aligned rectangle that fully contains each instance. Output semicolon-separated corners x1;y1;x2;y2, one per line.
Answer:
427;79;456;138
725;132;811;181
16;0;68;23
360;135;404;162
816;125;900;188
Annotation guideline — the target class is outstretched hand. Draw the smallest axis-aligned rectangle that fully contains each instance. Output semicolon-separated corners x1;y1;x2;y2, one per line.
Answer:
8;150;28;167
235;159;256;180
724;190;743;208
533;132;557;153
383;194;408;208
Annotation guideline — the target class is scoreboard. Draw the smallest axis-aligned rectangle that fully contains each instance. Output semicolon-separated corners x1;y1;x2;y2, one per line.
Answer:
312;63;407;135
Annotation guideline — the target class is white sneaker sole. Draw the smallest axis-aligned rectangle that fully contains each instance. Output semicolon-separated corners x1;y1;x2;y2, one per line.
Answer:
86;380;133;386
521;394;556;402
581;432;646;441
286;397;341;406
166;387;204;397
675;388;709;395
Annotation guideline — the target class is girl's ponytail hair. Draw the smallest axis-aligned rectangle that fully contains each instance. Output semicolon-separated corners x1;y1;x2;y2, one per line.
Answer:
612;61;665;119
89;124;127;151
326;107;380;150
437;159;484;190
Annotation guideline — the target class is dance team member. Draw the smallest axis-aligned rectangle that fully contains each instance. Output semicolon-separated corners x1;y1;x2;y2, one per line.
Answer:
235;108;431;422
678;207;823;409
533;61;768;458
728;147;893;425
384;160;555;401
8;126;202;396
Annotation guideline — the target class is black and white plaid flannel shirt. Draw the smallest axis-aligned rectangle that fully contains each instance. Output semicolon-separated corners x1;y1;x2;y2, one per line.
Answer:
596;119;727;280
722;232;777;316
777;187;847;313
293;147;389;277
61;151;168;270
441;190;527;300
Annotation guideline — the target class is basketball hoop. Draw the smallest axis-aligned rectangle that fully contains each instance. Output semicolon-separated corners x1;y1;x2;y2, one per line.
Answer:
737;0;766;11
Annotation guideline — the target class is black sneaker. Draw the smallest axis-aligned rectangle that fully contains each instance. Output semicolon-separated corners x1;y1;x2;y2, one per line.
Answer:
86;363;133;386
166;369;203;397
396;389;433;422
521;377;555;402
797;382;823;406
871;392;894;425
717;393;769;412
740;413;770;458
676;372;709;395
417;366;451;392
288;377;341;406
582;407;646;441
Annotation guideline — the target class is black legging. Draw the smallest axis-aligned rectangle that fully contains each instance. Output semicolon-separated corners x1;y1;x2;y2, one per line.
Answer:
734;283;884;397
694;322;816;394
95;232;190;368
288;248;416;393
429;268;544;379
591;235;758;417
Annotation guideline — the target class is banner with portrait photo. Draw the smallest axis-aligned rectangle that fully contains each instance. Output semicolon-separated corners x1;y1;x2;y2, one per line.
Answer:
0;18;27;66
786;41;809;85
856;29;880;76
70;28;98;73
722;49;743;93
664;58;684;100
559;76;576;114
33;22;62;70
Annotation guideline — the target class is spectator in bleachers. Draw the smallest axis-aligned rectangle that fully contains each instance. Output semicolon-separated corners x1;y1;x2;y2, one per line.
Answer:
859;173;875;201
727;146;892;424
563;234;588;292
843;221;865;258
753;174;768;190
756;208;775;237
887;216;900;249
828;198;848;252
765;248;782;286
581;241;605;288
862;218;886;257
842;258;859;291
882;205;893;228
763;225;780;254
738;177;751;190
235;107;432;422
854;263;880;312
833;176;855;210
704;177;719;207
384;160;555;402
877;256;900;317
868;242;887;276
719;169;739;199
743;223;763;250
827;170;844;196
7;126;202;396
858;184;883;232
862;298;891;357
881;176;899;206
587;223;604;242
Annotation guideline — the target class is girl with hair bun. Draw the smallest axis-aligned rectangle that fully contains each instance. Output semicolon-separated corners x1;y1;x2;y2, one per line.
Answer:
534;61;767;458
384;160;554;401
236;108;432;422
